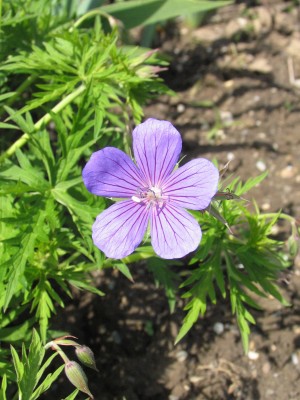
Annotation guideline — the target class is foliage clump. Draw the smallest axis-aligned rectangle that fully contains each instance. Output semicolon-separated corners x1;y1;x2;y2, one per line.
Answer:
0;0;298;398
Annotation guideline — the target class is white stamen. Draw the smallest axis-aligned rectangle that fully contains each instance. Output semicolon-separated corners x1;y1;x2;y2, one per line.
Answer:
132;186;167;207
132;195;142;203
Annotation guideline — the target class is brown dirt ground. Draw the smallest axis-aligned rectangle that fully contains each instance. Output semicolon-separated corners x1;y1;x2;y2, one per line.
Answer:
48;1;300;399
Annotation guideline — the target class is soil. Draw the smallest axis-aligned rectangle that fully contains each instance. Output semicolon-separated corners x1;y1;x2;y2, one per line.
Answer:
48;1;300;399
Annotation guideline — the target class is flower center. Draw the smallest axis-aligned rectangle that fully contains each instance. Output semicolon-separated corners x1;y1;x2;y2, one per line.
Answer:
132;186;168;208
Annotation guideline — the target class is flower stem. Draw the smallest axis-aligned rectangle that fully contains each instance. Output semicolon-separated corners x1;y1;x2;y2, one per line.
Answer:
0;84;86;163
45;341;70;364
258;212;296;224
102;251;155;268
70;9;116;31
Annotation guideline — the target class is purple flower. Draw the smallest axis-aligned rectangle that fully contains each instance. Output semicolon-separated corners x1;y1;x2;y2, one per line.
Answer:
82;118;219;259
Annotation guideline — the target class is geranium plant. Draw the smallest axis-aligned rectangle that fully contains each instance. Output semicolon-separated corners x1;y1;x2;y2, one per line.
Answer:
0;0;298;398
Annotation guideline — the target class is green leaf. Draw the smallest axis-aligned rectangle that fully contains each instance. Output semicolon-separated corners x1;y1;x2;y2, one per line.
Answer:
10;330;64;399
235;171;268;196
0;320;32;343
0;374;7;400
10;345;24;383
0;122;19;130
214;262;226;299
20;330;45;399
35;352;58;385
0;158;49;191
147;258;178;313
32;364;64;400
30;130;56;186
30;283;56;344
94;107;104;139
102;0;232;29
175;297;203;344
55;177;83;191
0;92;16;102
69;280;104;296
3;106;35;133
51;187;105;249
3;204;47;310
62;389;80;400
114;261;134;282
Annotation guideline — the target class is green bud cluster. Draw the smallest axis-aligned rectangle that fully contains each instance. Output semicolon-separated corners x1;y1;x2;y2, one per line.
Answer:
46;336;98;399
65;361;94;399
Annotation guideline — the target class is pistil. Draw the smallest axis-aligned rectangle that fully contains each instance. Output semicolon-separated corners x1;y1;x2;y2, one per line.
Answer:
132;186;168;208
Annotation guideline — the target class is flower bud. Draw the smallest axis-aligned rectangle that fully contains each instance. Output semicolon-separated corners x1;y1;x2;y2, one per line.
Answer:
65;361;94;399
75;345;99;372
130;49;159;67
136;65;168;78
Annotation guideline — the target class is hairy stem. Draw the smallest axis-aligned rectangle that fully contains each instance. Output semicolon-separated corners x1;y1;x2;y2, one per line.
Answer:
258;212;296;225
70;9;116;31
103;250;155;267
45;342;70;364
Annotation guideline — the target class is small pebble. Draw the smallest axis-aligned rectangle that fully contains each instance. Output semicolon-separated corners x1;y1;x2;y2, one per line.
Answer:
189;376;202;383
292;326;300;334
248;350;260;360
256;160;267;172
220;110;233;125
262;362;271;374
213;322;224;335
283;254;289;261
177;103;185;113
201;121;209;130
291;352;299;366
261;202;271;211
280;165;297;179
121;296;129;306
271;224;280;235
270;344;277;352
224;80;234;88
111;330;122;344
98;325;107;334
176;350;188;362
249;340;256;351
251;369;258;378
266;389;275;397
258;132;266;139
180;27;188;36
227;152;235;161
216;129;225;140
108;281;116;290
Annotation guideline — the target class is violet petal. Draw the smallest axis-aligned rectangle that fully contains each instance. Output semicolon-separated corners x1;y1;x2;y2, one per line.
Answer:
150;204;201;259
162;159;219;210
82;147;146;198
92;200;149;259
132;119;182;187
